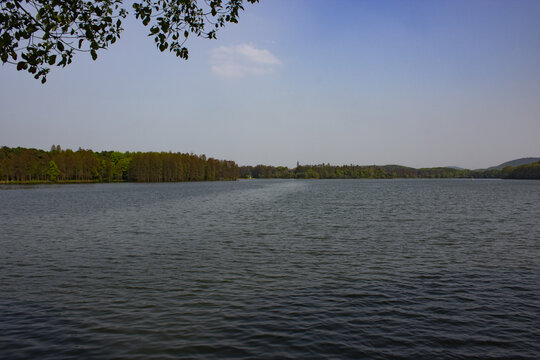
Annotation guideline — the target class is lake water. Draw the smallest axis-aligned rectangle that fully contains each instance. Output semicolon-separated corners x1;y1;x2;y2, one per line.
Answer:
1;179;539;359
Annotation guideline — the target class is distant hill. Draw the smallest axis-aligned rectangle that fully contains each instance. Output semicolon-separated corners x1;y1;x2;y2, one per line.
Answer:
488;157;540;170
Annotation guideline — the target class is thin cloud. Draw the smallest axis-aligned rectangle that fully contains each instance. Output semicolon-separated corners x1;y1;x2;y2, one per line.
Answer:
211;44;281;77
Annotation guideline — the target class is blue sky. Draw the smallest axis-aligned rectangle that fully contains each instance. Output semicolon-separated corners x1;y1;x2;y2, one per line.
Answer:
1;0;539;169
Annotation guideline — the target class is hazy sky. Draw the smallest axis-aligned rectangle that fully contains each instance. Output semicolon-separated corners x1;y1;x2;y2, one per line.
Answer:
1;0;539;169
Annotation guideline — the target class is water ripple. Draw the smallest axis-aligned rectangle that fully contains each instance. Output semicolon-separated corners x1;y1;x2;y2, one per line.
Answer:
1;180;539;359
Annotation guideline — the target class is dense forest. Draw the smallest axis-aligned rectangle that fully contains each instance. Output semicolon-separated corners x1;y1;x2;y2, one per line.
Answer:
501;162;540;180
239;164;501;179
1;146;538;183
0;146;238;183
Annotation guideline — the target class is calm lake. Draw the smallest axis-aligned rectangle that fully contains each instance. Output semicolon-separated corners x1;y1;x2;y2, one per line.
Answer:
1;179;539;359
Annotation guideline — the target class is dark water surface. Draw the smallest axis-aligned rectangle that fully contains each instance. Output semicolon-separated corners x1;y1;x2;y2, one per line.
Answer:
1;179;539;359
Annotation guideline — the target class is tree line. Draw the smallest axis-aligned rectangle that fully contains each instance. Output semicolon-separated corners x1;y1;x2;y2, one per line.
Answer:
2;145;538;183
501;162;540;180
0;146;238;183
239;164;502;180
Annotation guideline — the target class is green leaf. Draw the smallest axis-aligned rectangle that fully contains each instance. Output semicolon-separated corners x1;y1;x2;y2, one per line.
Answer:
57;41;64;51
161;21;169;33
16;61;27;71
91;49;97;60
48;55;56;65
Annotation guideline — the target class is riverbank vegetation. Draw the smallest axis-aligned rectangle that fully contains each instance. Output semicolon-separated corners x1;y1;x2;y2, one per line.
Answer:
501;162;540;179
239;164;501;180
0;146;238;183
1;146;538;183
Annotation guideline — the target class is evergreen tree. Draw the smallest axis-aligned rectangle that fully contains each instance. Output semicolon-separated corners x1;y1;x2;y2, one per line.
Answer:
46;160;61;182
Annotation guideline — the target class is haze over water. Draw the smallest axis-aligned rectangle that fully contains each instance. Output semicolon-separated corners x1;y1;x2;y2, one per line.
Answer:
1;179;539;359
